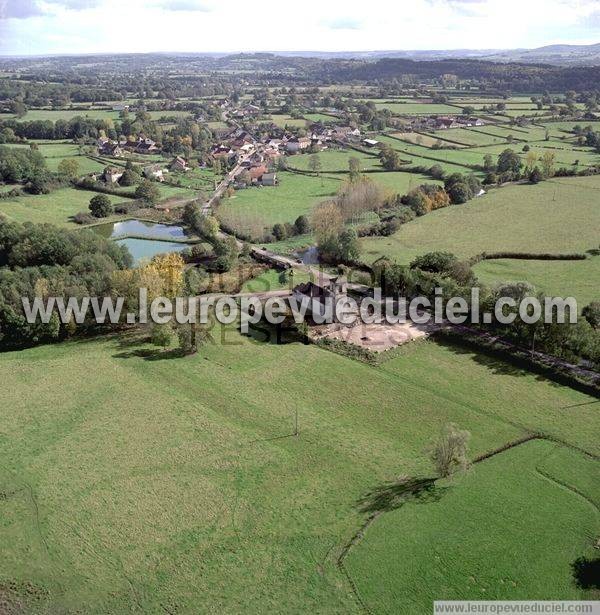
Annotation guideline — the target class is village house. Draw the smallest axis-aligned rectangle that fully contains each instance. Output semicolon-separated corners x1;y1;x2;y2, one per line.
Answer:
260;172;278;186
285;136;311;153
433;117;461;129
363;138;379;147
332;126;361;142
98;140;124;157
122;136;160;155
455;116;485;127
292;275;348;322
142;164;167;181
112;103;130;112
103;167;124;184
169;156;189;172
211;144;236;162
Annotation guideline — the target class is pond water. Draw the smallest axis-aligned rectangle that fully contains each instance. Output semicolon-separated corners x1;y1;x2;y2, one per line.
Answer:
293;246;321;265
90;219;192;264
116;238;190;264
93;219;187;241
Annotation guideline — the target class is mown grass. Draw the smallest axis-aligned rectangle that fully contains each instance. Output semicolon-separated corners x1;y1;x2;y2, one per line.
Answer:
0;187;126;226
345;438;599;614
473;255;600;309
0;109;120;122
374;103;461;115
0;332;596;613
361;176;600;264
289;149;381;173
217;171;341;236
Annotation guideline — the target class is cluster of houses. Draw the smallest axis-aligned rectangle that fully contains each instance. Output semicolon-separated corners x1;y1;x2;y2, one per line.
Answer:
408;115;486;132
97;135;160;157
210;123;362;163
207;123;364;189
96;155;189;186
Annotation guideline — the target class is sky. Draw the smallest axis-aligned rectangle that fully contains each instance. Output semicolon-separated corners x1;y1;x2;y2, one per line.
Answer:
0;0;599;56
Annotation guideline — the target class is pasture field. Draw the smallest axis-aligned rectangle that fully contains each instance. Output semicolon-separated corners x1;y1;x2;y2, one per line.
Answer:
146;110;192;120
361;176;600;264
303;112;339;123
288;149;381;173
345;438;599;614
428;128;506;147
0;328;596;613
217;171;340;236
473;256;600;308
376;135;479;175
370;171;442;194
267;114;307;128
0;109;119;122
391;132;466;148
168;167;217;191
468;142;599;170
155;183;199;201
0;187;126;226
44;156;106;174
374;102;461;115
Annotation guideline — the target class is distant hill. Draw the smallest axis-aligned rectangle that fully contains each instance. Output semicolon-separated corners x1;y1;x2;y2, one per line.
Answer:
483;43;600;65
274;43;600;66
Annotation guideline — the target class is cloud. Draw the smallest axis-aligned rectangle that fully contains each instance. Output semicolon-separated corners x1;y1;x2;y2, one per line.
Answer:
157;0;213;11
0;0;101;19
323;17;362;30
48;0;102;8
1;0;43;19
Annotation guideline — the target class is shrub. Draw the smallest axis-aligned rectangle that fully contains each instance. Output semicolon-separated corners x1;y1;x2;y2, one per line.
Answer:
73;211;95;225
89;194;113;218
582;302;600;329
426;423;470;478
410;251;458;274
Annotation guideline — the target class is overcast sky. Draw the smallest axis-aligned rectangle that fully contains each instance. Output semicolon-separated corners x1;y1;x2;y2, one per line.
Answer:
0;0;599;56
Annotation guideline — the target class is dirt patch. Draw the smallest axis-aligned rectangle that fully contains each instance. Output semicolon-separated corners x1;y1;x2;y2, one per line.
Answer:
310;320;439;352
0;581;49;615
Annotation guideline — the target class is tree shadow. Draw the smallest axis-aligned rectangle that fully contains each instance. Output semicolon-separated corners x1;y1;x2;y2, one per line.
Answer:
432;334;596;396
357;476;446;514
113;347;186;361
111;336;186;361
572;556;600;590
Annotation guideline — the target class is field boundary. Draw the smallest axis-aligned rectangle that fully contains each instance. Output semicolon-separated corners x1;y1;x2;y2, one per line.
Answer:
337;434;599;613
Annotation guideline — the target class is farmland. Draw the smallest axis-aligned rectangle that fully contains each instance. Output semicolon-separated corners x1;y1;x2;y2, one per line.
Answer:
0;187;127;226
217;171;341;236
1;49;600;615
361;175;600;264
345;438;599;614
473;255;600;308
0;329;596;613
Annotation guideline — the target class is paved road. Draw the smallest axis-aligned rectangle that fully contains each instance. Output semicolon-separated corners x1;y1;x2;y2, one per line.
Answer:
202;148;255;215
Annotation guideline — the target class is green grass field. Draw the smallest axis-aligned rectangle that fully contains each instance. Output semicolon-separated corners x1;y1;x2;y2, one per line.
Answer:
0;329;596;613
303;112;339;124
0;109;119;122
0;187;126;227
217;171;341;236
345;438;599;614
473;256;600;308
374;103;461;115
267;114;307;128
370;171;442;194
288;150;381;173
361;176;600;265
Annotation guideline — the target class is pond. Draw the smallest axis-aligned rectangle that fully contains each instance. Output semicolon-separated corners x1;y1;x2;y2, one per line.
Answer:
116;238;190;264
293;246;321;265
90;219;193;264
93;219;187;241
